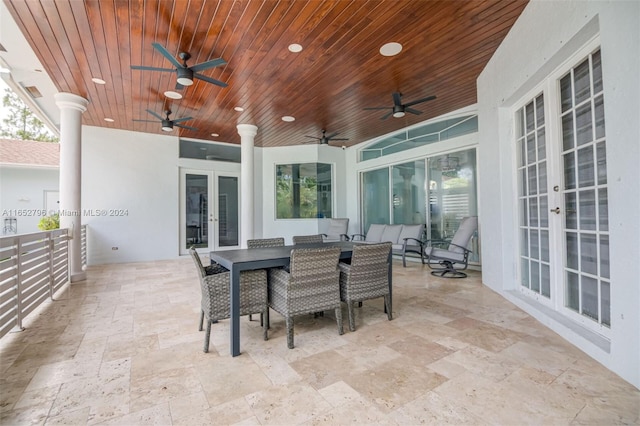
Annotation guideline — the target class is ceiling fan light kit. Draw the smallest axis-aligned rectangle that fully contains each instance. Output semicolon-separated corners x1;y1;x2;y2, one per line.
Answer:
176;68;194;86
365;91;436;120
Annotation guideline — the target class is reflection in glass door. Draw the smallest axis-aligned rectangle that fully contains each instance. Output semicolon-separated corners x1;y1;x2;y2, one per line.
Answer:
181;170;239;254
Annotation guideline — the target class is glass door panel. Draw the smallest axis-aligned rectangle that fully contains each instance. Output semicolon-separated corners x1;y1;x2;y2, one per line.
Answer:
185;173;209;250
559;49;609;328
361;168;390;233
391;161;426;225
216;176;239;247
426;149;478;262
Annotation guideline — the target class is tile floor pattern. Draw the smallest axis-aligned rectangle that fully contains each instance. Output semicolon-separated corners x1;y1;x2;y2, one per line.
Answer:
1;257;638;425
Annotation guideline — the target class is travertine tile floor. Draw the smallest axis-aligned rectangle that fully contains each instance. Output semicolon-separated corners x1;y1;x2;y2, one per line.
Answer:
1;257;638;425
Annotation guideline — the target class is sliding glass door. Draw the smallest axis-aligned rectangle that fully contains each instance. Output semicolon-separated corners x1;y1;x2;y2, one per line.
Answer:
360;148;478;263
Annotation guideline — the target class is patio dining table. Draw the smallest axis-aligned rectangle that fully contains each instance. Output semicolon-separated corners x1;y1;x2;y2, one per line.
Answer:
210;240;392;356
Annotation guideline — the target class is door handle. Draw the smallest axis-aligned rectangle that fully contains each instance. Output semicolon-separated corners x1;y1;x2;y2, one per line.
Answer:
550;207;561;214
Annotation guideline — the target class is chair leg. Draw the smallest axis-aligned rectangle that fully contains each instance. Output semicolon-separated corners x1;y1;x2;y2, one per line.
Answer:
199;310;204;331
249;314;253;321
204;320;212;353
265;308;270;329
286;317;294;349
384;295;393;321
403;252;407;267
335;306;344;335
347;301;356;332
262;310;269;341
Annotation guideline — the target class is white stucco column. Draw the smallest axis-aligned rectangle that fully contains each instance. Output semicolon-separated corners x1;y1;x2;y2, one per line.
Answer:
54;92;88;282
237;124;257;248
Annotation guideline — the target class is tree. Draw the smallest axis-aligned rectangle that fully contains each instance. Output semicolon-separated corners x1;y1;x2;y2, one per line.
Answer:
1;88;58;142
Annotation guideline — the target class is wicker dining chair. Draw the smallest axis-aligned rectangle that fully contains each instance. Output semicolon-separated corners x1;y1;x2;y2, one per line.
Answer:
246;237;285;323
338;242;392;332
189;247;268;352
268;246;343;349
247;237;285;248
292;234;324;245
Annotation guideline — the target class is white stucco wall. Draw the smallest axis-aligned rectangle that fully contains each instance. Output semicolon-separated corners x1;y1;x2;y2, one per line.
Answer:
0;166;59;234
477;0;639;388
82;126;179;264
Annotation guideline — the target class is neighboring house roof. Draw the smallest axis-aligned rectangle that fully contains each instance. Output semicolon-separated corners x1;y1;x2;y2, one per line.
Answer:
0;138;60;167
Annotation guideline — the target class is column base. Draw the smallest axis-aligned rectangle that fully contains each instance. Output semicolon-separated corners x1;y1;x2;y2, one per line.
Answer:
70;271;87;283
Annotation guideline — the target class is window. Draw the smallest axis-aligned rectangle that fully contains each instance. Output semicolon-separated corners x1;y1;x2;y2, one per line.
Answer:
275;163;332;219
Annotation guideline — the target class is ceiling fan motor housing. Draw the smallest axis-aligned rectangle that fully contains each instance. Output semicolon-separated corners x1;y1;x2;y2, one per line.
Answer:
177;67;194;86
161;119;174;132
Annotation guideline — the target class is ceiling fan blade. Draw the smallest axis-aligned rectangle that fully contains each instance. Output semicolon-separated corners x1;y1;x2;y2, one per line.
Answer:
190;57;226;72
131;65;175;72
330;137;349;141
381;111;393;120
363;107;388;111
175;123;198;131
172;116;194;123
325;132;339;139
194;73;228;88
151;42;183;69
404;95;437;107
392;92;403;106
146;109;164;120
304;135;320;140
133;119;157;123
405;107;423;115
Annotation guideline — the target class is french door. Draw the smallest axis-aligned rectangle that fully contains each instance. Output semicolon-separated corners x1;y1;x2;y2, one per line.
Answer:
516;47;610;334
180;169;240;254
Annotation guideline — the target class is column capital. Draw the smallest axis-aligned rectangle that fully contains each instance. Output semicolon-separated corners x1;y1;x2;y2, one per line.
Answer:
237;124;258;138
54;92;89;113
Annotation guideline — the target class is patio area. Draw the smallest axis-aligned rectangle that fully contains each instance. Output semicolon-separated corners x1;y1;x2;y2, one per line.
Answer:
1;257;638;425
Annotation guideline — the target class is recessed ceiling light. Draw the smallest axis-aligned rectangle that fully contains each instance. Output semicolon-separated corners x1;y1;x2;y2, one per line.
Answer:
234;106;244;112
288;43;303;53
104;118;114;122
91;77;106;85
164;90;183;99
211;133;219;137
281;116;295;122
379;42;402;57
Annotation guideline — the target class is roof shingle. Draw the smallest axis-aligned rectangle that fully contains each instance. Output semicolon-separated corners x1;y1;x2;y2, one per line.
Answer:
0;138;60;167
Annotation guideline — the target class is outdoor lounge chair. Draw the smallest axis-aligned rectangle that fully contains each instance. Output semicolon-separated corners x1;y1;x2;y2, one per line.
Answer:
320;218;350;242
292;234;324;244
424;216;478;278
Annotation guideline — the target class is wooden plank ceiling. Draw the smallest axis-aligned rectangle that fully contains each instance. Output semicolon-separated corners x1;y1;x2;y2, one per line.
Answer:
4;0;528;148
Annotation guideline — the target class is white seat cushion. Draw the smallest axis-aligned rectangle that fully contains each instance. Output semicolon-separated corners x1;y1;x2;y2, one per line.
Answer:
425;246;465;262
398;224;423;243
380;225;402;244
365;224;386;242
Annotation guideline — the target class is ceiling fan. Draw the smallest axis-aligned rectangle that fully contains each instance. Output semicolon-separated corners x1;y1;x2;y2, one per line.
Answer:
364;92;436;120
131;43;228;89
304;129;349;145
133;109;198;132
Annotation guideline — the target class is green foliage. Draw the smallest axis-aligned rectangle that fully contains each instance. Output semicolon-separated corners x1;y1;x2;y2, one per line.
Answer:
1;88;58;142
38;213;60;231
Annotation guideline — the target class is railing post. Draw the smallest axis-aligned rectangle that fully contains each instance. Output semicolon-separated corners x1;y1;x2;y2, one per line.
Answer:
49;231;55;300
14;239;25;332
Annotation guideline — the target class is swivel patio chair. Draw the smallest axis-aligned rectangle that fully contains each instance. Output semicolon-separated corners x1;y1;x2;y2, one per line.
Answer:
292;234;324;245
268;246;343;349
338;242;392;331
424;216;478;278
189;247;268;352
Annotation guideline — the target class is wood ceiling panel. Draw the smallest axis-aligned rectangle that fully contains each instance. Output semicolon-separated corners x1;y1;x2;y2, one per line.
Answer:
4;0;528;147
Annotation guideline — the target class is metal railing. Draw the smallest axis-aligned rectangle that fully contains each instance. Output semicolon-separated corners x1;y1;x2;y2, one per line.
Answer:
0;228;72;339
